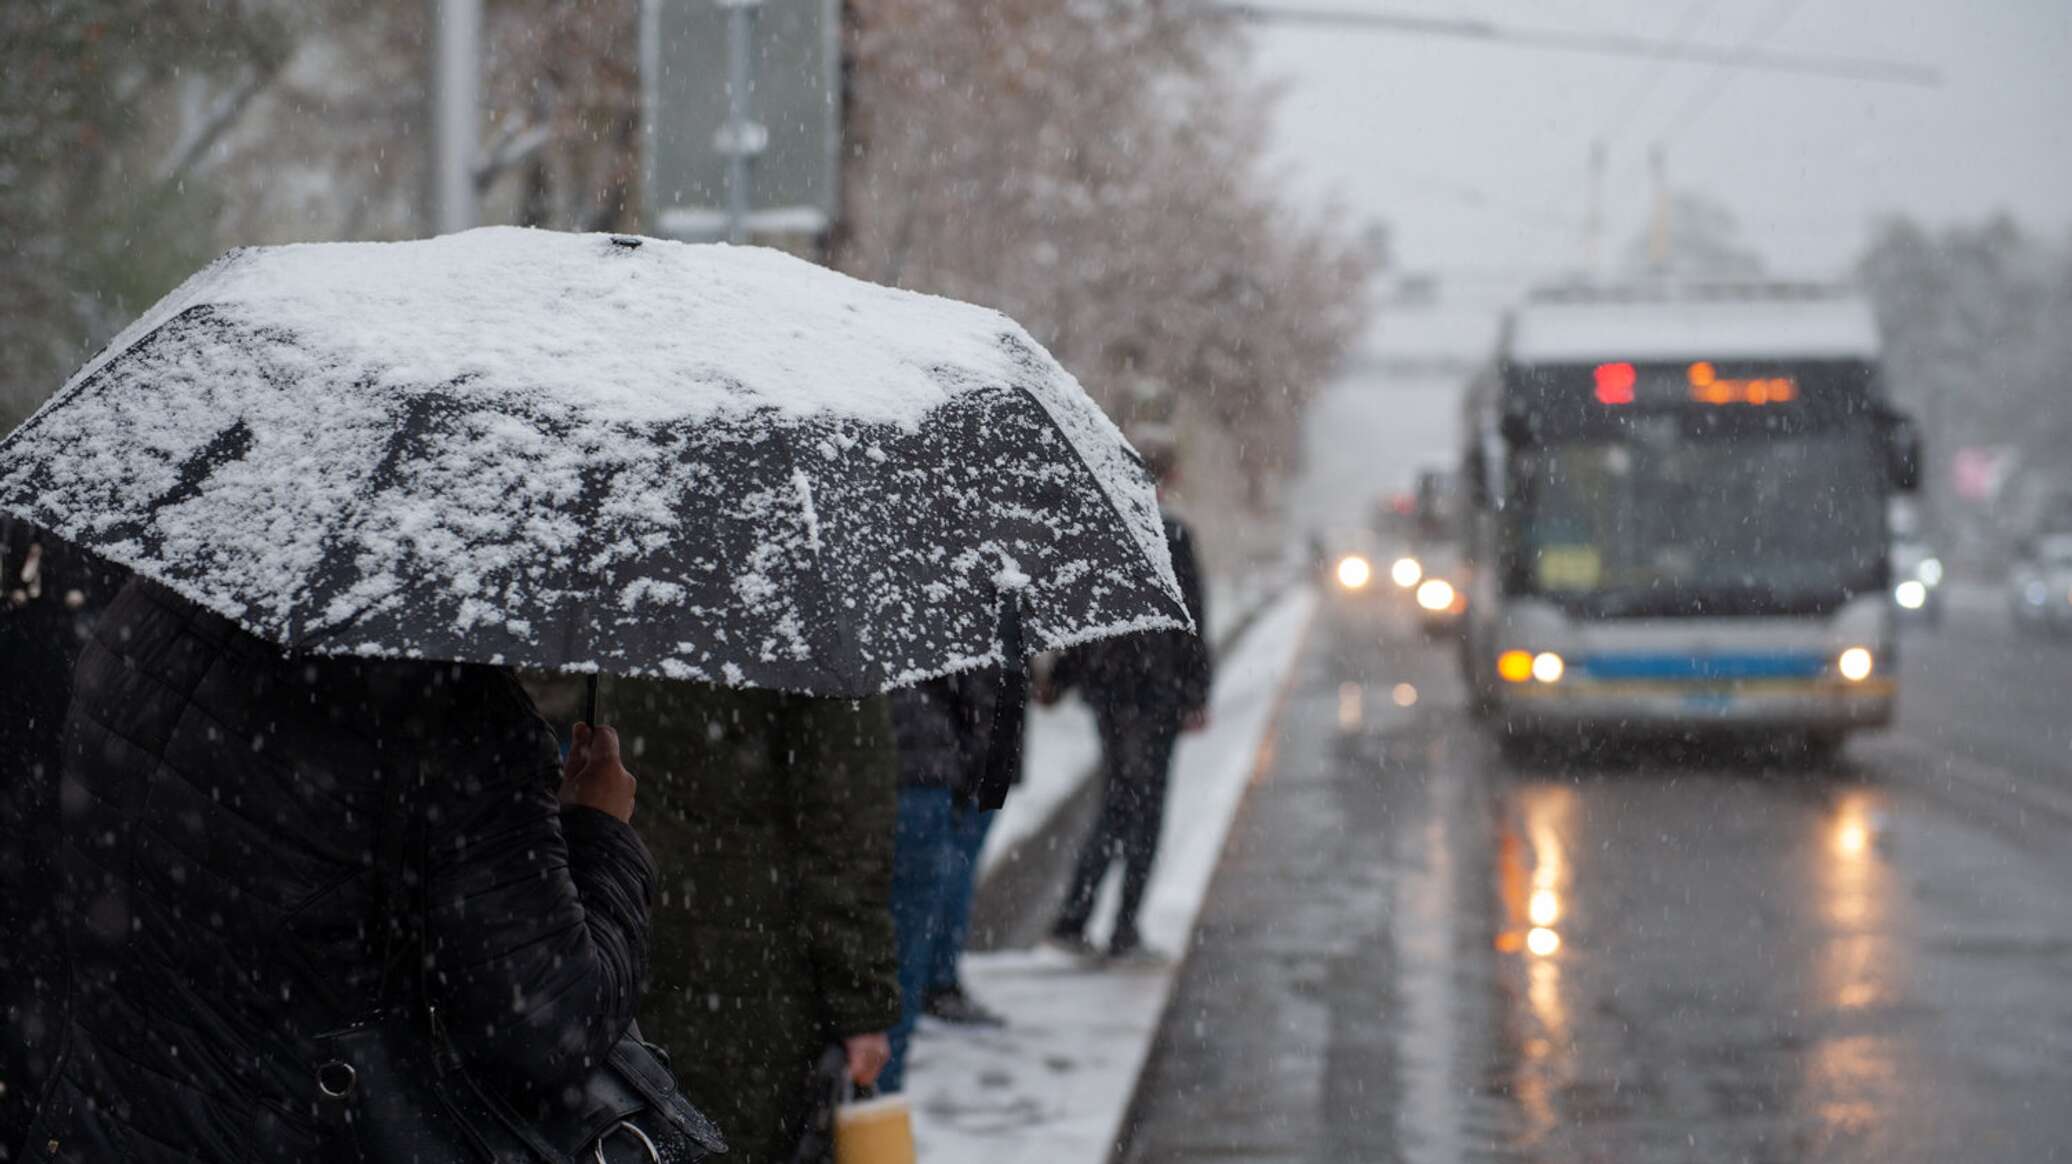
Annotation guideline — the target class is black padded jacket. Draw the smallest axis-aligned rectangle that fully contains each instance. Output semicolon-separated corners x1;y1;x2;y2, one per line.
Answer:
1050;513;1212;718
886;669;1002;795
19;579;656;1163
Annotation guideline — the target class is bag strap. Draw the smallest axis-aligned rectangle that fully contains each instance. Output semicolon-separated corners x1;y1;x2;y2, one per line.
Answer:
368;762;406;1007
368;755;433;1031
965;591;1027;812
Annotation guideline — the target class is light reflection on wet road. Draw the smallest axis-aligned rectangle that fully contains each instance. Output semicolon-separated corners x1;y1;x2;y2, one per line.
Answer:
1125;593;2072;1163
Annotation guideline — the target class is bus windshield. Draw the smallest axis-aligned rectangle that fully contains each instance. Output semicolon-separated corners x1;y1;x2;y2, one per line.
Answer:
1513;424;1886;617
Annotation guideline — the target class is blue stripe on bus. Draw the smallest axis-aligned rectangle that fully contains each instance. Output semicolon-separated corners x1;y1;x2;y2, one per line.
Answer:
1576;653;1829;681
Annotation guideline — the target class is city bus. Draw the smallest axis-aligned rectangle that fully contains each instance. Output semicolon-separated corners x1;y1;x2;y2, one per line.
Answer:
1457;283;1921;756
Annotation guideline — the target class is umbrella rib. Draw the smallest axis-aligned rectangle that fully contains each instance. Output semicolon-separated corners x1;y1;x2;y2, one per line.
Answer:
1001;383;1192;639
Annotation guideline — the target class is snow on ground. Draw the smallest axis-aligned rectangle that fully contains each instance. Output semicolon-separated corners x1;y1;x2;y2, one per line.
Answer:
905;587;1319;1162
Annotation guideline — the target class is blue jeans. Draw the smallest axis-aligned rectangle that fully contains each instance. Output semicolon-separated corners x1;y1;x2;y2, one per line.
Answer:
882;787;952;1093
930;804;997;992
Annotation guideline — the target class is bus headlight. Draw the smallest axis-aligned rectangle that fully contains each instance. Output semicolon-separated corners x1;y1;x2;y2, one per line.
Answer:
1894;579;1928;610
1837;647;1874;682
1531;652;1565;683
1336;554;1373;591
1497;650;1534;683
1415;578;1455;611
1390;557;1423;588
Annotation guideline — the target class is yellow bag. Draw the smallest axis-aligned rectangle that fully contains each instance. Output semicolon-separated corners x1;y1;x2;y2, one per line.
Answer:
834;1092;916;1164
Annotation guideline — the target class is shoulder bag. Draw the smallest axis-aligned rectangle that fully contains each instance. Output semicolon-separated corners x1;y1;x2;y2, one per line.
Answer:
312;761;727;1163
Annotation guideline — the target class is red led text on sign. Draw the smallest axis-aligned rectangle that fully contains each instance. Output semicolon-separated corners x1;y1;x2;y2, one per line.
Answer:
1593;362;1637;405
1689;361;1796;405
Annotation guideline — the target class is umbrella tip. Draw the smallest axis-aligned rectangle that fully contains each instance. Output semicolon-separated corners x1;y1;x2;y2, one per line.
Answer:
609;235;643;250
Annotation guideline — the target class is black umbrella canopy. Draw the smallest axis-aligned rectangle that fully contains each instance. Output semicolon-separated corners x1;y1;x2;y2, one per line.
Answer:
0;228;1186;696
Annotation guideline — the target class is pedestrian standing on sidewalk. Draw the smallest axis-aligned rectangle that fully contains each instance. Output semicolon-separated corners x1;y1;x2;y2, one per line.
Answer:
880;668;1015;1093
923;753;1010;1028
1042;446;1213;961
606;680;900;1164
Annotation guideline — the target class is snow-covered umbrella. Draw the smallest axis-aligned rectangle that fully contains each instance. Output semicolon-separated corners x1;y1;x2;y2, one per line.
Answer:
0;228;1186;701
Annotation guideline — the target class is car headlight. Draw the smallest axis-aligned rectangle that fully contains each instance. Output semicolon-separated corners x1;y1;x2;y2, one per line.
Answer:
1531;652;1565;683
1917;557;1944;586
1837;647;1875;682
1416;578;1455;611
1336;554;1373;590
1894;579;1927;610
1390;557;1423;588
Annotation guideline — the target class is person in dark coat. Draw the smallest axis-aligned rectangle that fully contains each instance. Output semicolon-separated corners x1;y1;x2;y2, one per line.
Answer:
879;670;1011;1093
0;522;125;1158
918;675;1010;1028
1044;462;1213;960
17;578;653;1163
605;680;900;1164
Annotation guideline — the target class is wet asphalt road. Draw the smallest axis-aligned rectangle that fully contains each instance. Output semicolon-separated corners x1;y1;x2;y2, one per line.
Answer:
1122;587;2072;1163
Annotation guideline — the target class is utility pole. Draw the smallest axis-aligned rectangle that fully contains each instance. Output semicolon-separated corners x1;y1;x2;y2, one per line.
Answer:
716;0;768;244
430;0;482;235
1646;145;1670;273
1584;139;1606;276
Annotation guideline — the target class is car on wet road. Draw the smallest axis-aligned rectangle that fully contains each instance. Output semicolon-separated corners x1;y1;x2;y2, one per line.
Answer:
2008;533;2072;633
1890;536;1945;626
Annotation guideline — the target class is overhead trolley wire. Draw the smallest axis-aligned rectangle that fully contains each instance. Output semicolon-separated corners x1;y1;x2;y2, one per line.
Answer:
1218;3;1938;87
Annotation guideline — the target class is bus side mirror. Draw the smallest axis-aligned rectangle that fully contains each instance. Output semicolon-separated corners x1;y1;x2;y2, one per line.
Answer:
1884;412;1922;492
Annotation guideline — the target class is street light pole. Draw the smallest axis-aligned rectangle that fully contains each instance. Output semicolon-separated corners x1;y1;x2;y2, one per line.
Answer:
431;0;481;235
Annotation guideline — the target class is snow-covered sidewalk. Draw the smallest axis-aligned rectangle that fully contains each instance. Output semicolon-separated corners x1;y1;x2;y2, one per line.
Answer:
904;587;1318;1162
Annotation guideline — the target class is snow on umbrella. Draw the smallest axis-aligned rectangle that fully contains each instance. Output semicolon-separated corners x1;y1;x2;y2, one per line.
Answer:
0;227;1187;697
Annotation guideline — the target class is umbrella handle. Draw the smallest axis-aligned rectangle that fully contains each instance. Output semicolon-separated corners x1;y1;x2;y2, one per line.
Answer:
583;674;600;727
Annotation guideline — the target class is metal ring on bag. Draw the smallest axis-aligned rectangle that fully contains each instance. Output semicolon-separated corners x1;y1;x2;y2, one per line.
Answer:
592;1120;661;1164
316;1061;358;1099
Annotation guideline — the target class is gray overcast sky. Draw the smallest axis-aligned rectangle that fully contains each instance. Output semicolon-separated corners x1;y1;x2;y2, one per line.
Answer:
1247;0;2072;294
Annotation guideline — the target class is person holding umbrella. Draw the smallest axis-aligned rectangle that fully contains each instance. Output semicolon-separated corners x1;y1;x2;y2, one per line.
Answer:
0;519;125;1154
0;228;1195;1161
16;574;658;1161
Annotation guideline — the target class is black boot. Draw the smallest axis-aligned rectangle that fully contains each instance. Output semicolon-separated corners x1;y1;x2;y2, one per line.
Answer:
923;983;1008;1027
